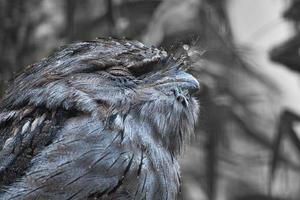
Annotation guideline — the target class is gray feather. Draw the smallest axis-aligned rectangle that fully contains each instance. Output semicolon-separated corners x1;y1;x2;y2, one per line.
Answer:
0;38;199;200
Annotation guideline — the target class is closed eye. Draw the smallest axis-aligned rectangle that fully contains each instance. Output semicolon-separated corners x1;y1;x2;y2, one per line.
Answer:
127;60;165;78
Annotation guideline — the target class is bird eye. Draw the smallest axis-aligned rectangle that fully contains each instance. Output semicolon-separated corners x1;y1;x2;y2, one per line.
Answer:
127;61;163;78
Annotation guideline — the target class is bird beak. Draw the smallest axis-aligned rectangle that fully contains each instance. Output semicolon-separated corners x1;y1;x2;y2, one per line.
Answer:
173;71;200;94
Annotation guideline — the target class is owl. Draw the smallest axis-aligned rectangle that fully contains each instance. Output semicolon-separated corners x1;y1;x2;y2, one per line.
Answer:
0;38;199;199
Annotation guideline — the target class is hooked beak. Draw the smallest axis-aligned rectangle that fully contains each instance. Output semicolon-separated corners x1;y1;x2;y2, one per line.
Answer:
150;71;200;96
173;71;200;94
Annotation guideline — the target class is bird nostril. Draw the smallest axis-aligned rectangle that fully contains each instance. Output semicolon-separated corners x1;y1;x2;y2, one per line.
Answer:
176;94;188;107
176;95;183;102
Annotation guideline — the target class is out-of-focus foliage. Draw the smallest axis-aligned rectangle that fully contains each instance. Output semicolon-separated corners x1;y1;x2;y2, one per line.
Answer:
268;1;300;199
144;1;300;200
0;0;44;94
0;0;299;199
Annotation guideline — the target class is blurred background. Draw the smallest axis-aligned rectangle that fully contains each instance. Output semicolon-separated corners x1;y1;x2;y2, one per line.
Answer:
1;0;300;199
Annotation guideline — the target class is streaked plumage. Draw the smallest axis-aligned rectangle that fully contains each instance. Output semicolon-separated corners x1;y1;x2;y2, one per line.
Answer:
0;38;199;200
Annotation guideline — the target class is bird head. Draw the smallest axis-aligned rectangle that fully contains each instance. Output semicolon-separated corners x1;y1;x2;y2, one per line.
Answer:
2;38;200;156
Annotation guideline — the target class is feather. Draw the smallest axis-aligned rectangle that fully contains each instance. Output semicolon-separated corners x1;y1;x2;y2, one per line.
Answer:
0;39;199;200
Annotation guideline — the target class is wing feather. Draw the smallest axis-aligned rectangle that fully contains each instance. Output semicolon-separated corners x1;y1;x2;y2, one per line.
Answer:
0;116;137;200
